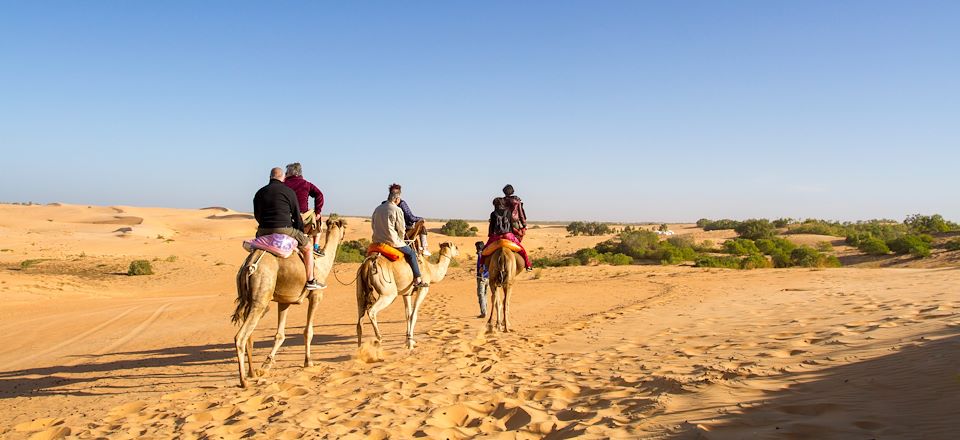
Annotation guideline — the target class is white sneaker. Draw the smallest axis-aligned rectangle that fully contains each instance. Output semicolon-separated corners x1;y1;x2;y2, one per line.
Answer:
422;250;432;257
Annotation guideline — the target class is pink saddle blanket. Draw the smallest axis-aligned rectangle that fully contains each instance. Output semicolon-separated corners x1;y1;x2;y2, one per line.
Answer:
242;234;297;258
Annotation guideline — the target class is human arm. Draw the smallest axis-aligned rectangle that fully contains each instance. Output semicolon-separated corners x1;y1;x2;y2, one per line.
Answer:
310;183;324;215
398;200;422;223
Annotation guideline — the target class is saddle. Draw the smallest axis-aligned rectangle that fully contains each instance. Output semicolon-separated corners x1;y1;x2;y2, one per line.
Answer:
367;243;404;262
481;239;523;256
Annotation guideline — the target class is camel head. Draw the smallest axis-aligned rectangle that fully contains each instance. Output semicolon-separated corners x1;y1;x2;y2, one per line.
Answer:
439;242;459;259
324;217;347;243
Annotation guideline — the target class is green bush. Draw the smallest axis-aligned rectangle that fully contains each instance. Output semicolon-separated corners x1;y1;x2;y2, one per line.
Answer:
816;241;834;252
694;256;741;269
566;221;612;236
755;237;796;256
573;247;633;266
740;254;772;269
336;239;370;263
904;214;954;234
666;235;695;249
440;219;477;237
858;237;890;255
887;235;931;258
532;256;580;268
772;218;794;228
788;247;840;268
770;250;793;268
723;238;761;256
735;219;775;240
127;260;154;276
945;238;960;251
700;219;741;231
604;253;633;265
20;259;48;269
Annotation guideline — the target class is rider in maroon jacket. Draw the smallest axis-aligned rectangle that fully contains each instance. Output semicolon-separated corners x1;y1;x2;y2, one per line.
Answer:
284;163;325;255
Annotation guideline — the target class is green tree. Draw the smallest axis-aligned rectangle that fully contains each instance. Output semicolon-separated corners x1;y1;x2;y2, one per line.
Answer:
735;219;775;240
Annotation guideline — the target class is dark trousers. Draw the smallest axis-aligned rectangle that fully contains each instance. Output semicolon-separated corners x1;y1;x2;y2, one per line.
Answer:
397;245;421;278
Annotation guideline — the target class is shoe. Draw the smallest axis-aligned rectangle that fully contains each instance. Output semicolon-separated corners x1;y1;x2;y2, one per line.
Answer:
305;279;326;290
313;249;325;257
422;250;432;257
478;313;486;318
525;267;534;272
413;279;429;289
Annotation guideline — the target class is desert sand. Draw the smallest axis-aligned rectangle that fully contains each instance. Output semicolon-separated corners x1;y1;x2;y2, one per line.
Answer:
0;203;957;439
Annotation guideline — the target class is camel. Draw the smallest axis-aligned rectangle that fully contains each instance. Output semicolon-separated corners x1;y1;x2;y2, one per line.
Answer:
231;218;347;388
486;247;524;332
356;242;459;350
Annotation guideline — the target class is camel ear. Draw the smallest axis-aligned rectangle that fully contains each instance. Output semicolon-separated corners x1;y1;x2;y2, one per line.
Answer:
440;242;450;249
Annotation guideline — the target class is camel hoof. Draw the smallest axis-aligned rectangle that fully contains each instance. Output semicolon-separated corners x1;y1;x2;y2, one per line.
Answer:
406;340;416;350
255;367;270;377
304;360;314;368
239;381;248;389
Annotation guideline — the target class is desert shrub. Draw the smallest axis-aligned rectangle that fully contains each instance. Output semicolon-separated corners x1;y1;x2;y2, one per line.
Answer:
788;220;846;236
904;214;954;234
788;247;840;268
603;253;633;265
770;250;793;268
574;248;600;265
566;221;612;236
127;260;154;275
440;219;477;237
772;217;794;228
666;235;695;249
945;238;960;251
694;256;741;269
816;241;834;252
700;219;741;231
735;219;775;240
740;254;772;269
336;239;370;263
858;237;890;255
697;239;716;251
657;246;685;265
696;218;711;228
754;237;796;256
532;256;580;268
723;238;761;256
886;235;931;258
165;255;178;262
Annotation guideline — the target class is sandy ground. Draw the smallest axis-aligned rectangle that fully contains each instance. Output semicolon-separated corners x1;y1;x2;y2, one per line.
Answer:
0;204;958;439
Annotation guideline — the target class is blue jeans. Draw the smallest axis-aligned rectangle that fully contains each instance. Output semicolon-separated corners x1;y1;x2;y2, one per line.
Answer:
397;245;421;278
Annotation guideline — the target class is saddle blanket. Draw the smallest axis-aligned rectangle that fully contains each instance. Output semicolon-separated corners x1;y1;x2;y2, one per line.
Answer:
243;234;297;258
367;243;404;261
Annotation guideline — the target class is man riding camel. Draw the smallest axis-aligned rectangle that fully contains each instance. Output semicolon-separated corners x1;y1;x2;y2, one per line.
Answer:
283;162;325;256
372;188;426;288
389;183;431;256
253;167;324;290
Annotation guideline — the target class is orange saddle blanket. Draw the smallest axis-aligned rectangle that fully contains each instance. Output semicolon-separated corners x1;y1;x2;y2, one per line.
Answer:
481;239;523;256
367;243;404;261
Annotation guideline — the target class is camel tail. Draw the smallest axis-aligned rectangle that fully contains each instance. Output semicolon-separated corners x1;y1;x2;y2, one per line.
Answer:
232;250;262;325
356;257;378;319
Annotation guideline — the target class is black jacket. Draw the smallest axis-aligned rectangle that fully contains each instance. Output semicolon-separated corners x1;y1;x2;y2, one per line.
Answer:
253;179;304;230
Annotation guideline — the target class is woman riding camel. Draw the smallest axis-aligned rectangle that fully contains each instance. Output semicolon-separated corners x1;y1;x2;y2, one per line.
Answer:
479;197;533;272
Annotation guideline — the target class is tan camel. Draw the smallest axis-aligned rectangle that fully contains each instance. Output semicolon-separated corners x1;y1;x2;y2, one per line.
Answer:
356;242;459;349
231;218;347;388
486;247;524;332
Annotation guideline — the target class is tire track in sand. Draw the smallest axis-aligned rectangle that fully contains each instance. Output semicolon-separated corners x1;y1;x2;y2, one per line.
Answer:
0;306;142;372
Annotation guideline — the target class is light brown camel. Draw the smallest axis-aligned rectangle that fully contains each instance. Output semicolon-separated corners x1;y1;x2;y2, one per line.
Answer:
231;218;347;388
486;247;524;332
356;242;459;349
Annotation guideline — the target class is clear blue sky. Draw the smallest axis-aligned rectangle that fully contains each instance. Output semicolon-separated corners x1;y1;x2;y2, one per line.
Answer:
2;1;957;222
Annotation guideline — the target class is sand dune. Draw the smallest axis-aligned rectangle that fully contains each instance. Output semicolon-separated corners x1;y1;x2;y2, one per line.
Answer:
0;204;957;439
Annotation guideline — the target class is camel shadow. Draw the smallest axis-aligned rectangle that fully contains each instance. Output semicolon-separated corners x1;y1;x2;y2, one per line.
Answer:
671;328;960;439
0;332;354;399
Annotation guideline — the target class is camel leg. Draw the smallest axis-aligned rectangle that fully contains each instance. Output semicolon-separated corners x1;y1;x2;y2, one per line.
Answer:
402;294;414;348
368;290;398;345
234;303;269;388
407;287;429;349
356;309;365;347
503;284;513;332
486;286;500;332
304;292;320;367
262;302;291;373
